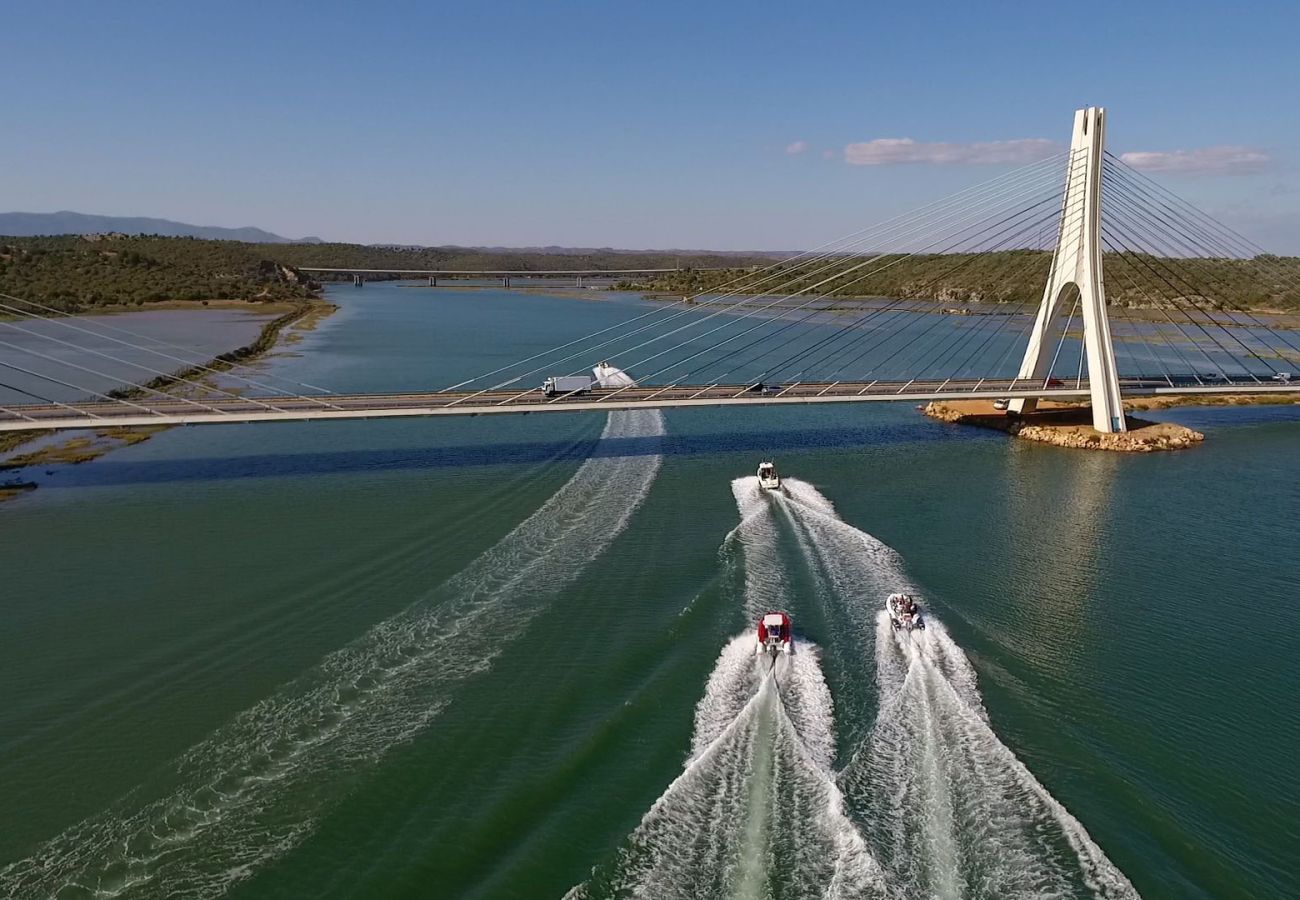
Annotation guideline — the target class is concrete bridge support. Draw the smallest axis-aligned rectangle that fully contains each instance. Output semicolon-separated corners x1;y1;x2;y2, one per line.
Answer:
352;274;364;287
428;275;437;287
1009;107;1126;433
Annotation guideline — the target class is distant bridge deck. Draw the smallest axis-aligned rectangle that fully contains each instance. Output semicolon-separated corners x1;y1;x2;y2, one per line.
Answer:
296;266;732;276
2;378;1294;433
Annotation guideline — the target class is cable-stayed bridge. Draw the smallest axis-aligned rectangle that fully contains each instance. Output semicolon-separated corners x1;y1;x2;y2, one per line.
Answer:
2;107;1298;436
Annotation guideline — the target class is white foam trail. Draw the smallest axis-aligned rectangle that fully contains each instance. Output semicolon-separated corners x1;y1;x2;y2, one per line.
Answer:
774;479;1138;899
726;476;791;621
0;410;664;900
570;478;885;899
569;638;885;900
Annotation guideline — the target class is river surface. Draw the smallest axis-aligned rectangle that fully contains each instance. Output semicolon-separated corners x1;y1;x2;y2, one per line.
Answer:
1;282;1298;899
0;308;280;406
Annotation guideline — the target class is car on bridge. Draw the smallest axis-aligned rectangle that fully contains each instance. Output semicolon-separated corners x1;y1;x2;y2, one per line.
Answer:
1274;372;1292;383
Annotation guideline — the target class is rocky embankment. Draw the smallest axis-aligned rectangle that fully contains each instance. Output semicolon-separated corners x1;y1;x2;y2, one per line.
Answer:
923;400;1205;452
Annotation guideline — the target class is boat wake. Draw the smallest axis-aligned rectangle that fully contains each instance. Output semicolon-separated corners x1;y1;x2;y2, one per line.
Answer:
771;480;1138;900
0;409;664;900
569;637;884;900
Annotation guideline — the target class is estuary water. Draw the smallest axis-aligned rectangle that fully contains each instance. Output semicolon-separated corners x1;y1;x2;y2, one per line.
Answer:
1;282;1298;898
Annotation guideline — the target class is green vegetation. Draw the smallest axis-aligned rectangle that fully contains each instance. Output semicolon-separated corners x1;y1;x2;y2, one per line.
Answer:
264;243;772;279
3;233;1298;314
618;250;1300;312
0;235;317;311
0;233;773;308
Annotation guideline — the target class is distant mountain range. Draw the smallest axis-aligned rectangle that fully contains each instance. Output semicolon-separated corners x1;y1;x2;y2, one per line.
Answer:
0;211;323;244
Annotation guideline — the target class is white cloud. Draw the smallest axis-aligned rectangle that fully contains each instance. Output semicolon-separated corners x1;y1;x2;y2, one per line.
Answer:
785;140;809;155
1118;146;1270;175
843;137;1060;166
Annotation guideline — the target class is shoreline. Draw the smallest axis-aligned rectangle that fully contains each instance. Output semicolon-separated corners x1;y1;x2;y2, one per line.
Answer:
0;299;336;500
923;392;1300;450
923;399;1206;451
638;292;1300;332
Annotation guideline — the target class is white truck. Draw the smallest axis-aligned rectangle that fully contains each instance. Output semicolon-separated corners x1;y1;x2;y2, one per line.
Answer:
542;375;596;397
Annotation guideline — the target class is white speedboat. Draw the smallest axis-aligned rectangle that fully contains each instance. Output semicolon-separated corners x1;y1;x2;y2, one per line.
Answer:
887;593;925;631
756;612;793;655
593;361;636;387
757;461;781;491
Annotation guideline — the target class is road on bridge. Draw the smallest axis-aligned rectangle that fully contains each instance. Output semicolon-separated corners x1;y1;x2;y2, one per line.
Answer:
3;376;1293;433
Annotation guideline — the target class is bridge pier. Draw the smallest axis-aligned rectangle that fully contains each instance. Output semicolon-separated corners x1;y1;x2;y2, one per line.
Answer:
503;275;511;288
1009;107;1126;433
428;275;437;287
352;274;364;287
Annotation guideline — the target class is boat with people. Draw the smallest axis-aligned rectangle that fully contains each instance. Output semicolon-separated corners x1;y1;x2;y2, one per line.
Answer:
757;461;781;491
756;612;793;655
886;593;925;631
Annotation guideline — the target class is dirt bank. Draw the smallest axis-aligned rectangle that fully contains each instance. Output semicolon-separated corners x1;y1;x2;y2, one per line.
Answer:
923;399;1205;452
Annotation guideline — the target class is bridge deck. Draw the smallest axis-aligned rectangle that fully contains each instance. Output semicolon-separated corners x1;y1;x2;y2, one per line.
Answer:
1;378;1294;433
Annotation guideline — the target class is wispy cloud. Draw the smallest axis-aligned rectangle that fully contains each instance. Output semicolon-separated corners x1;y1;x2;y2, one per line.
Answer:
843;137;1060;166
1119;146;1270;175
785;140;809;155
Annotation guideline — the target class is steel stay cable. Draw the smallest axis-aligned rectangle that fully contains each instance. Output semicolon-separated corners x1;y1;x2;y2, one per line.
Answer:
590;173;1077;405
1102;254;1185;385
615;191;1069;403
661;194;1076;397
0;338;224;416
0;378;78;421
933;243;1078;384
1098;163;1300;362
820;153;1094;386
0;298;344;412
1103;153;1300;358
480;157;1077;408
1100;243;1208;380
1100;217;1265;379
437;152;1072;395
514;168;1075;409
1104;150;1300;285
0;319;280;413
1100;172;1285;372
804;193;1087;385
769;225;1061;387
1099;230;1233;381
0;358;156;417
835;240;1059;385
0;292;340;399
1099;216;1244;378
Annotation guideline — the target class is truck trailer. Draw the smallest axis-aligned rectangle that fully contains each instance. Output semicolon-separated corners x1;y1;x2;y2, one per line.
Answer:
542;375;596;397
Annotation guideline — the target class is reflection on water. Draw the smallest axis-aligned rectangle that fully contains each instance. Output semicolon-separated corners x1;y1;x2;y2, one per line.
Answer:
999;444;1120;679
0;308;278;404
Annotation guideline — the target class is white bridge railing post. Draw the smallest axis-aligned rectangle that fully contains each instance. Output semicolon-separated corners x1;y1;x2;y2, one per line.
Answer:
1009;107;1126;433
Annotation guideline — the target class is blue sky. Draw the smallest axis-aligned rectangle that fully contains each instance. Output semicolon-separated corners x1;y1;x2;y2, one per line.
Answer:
5;0;1299;251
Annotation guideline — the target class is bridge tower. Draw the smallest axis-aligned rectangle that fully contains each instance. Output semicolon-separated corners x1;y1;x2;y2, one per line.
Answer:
1009;107;1126;432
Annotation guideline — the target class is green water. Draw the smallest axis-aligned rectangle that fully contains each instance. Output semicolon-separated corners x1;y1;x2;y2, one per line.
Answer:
1;283;1298;898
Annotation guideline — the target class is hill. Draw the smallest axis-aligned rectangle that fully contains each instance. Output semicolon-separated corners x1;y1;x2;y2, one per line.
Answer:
0;211;322;244
264;242;774;275
0;235;318;310
618;250;1300;312
3;235;1298;315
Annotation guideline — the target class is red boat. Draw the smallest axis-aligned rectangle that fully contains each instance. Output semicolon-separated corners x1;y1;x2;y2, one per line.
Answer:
756;612;793;655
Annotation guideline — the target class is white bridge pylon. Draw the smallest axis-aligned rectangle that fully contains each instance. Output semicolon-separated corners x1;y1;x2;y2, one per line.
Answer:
1009;107;1126;432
